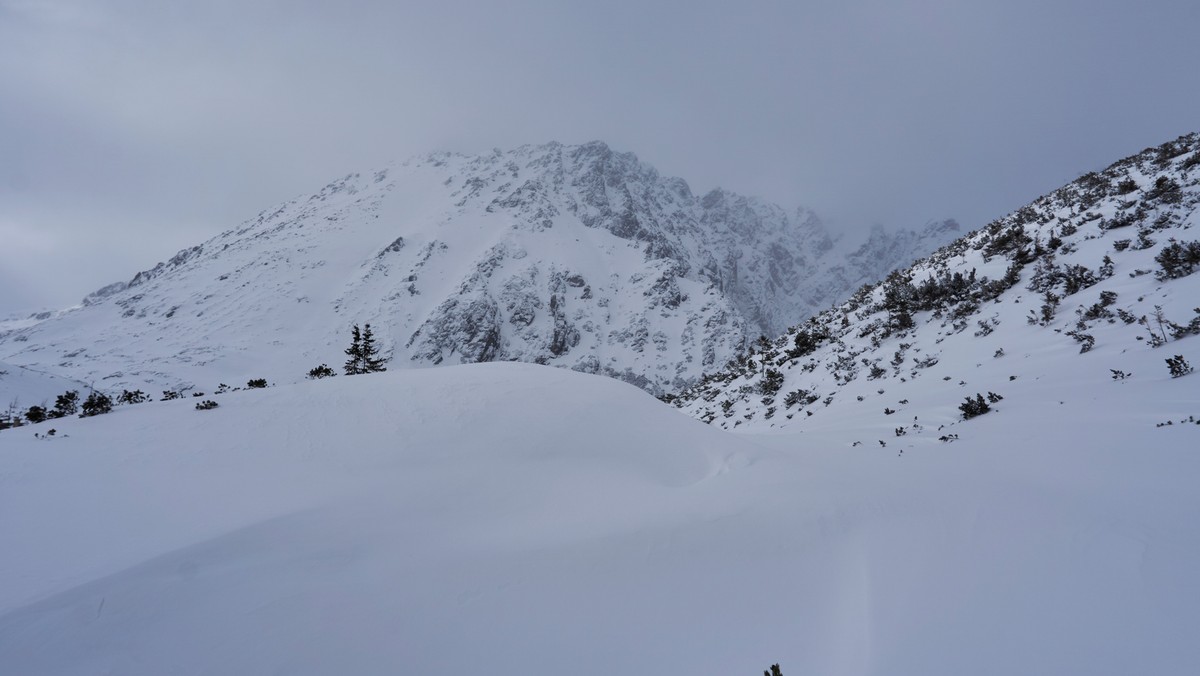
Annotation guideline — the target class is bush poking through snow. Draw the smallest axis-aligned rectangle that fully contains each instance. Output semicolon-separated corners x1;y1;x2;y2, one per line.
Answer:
80;391;113;418
1166;355;1193;378
307;364;336;379
118;389;149;405
51;390;79;418
195;400;219;410
246;378;268;389
1116;177;1138;194
1067;330;1095;353
1155;241;1200;280
783;389;818;409
959;393;992;420
759;369;785;396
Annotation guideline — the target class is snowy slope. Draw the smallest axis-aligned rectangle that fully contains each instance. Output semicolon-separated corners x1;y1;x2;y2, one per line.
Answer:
0;142;955;401
1;362;1197;675
0;360;90;416
0;309;60;334
674;133;1200;442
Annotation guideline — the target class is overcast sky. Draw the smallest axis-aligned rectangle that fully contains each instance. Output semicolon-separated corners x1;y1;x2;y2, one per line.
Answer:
2;0;1198;315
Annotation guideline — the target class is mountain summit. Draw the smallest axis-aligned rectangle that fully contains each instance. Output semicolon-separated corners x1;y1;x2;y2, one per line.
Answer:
0;142;954;397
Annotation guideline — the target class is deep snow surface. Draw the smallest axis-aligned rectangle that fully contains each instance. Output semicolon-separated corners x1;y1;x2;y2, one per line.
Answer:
1;363;1197;675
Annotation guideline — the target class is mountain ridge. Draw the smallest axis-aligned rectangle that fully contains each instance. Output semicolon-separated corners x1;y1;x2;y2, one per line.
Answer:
671;132;1200;438
0;141;956;400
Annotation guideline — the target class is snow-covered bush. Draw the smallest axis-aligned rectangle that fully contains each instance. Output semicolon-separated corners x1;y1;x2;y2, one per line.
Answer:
759;369;785;396
307;364;336;379
783;389;818;409
80;391;113;418
1155;241;1200;280
118;389;149;405
51;390;79;418
959;394;992;420
1166;355;1193;378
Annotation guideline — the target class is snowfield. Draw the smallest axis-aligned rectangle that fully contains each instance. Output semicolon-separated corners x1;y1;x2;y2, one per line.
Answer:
1;362;1197;675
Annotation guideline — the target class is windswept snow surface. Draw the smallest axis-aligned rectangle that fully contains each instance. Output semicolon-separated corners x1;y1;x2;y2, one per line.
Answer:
1;363;1197;675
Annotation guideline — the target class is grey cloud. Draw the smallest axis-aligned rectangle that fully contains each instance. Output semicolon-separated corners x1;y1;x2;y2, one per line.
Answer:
2;0;1198;314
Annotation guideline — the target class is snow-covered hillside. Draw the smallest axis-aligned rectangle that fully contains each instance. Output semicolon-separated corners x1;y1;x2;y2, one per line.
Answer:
0;142;954;400
673;134;1200;443
1;363;1196;675
0;360;90;416
6;136;1196;673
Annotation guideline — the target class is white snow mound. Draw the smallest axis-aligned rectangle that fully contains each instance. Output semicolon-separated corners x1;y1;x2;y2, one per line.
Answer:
1;362;1197;675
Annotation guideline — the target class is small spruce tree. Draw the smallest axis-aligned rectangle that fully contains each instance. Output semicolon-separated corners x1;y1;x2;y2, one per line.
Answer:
360;324;387;373
344;323;388;374
344;324;364;375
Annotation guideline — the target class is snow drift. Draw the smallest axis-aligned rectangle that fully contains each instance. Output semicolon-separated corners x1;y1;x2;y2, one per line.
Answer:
1;362;1197;675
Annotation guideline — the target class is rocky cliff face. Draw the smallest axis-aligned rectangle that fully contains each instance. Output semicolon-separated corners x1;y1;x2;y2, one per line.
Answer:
0;141;954;398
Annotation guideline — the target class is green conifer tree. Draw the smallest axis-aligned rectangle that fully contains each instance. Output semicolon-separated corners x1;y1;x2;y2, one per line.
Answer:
360;323;387;373
344;324;364;375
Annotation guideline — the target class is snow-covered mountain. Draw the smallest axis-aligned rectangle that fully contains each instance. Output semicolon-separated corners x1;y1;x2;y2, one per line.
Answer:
0;142;956;400
672;133;1200;440
2;136;1198;674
